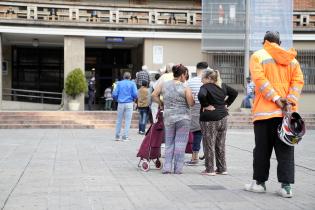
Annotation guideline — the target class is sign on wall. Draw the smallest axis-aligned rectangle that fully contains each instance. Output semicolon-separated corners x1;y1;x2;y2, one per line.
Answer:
153;46;163;64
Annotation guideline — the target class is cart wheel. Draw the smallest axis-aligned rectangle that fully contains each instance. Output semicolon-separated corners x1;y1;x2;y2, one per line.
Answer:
155;159;162;169
141;160;150;172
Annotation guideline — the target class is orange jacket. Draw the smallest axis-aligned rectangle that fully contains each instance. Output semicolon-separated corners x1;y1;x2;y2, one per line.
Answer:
250;41;304;122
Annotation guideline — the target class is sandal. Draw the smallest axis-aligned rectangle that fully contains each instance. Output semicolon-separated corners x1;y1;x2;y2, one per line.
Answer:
201;170;216;176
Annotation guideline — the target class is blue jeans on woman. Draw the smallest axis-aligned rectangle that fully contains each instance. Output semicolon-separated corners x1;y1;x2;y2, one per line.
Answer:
115;102;133;140
138;107;149;133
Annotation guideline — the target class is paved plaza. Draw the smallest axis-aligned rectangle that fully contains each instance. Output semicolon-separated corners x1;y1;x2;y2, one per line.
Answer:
0;128;314;210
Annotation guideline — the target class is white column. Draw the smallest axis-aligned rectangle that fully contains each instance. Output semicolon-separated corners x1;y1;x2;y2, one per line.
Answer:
64;36;85;110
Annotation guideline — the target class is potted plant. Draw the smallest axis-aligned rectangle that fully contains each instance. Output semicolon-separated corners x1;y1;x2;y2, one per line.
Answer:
65;68;87;111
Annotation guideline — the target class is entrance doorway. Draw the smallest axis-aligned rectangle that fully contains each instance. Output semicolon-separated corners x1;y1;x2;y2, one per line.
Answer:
85;48;132;109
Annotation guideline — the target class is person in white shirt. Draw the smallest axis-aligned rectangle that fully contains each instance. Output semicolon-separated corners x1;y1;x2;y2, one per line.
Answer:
185;62;208;165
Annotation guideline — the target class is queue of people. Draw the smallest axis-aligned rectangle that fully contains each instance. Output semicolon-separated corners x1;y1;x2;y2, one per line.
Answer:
90;31;304;199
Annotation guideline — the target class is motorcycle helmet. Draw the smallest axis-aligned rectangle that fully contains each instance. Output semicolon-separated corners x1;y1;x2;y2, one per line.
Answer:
278;112;306;146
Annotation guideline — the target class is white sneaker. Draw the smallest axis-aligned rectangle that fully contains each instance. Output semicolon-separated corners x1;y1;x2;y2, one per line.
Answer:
277;185;293;198
244;180;266;193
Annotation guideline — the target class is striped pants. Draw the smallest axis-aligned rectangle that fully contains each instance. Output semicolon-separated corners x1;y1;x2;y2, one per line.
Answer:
200;117;228;173
163;119;190;174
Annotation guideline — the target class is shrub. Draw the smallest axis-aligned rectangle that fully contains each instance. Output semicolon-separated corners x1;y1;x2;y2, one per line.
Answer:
65;68;87;100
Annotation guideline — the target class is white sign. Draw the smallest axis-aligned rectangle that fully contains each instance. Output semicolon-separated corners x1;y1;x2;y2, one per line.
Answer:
153;46;163;64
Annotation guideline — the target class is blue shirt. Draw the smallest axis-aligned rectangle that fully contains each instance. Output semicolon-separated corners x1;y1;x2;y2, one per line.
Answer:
112;79;138;103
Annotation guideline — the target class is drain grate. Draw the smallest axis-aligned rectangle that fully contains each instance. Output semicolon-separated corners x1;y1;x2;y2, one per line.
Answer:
188;185;227;190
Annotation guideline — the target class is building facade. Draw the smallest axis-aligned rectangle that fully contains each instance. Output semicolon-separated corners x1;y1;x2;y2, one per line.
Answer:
0;0;314;111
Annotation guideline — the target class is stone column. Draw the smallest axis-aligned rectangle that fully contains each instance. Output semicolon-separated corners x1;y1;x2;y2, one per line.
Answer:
64;36;85;111
0;34;2;110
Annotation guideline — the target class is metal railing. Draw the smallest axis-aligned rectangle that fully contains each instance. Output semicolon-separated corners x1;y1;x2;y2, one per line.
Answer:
3;88;62;104
206;50;315;93
0;2;314;31
297;50;315;92
0;1;202;29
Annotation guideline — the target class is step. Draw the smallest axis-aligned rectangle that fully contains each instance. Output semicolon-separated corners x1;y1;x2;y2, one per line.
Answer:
0;111;314;129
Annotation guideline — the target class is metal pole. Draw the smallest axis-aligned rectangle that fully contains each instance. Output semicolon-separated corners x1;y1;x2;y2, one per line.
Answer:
244;0;250;90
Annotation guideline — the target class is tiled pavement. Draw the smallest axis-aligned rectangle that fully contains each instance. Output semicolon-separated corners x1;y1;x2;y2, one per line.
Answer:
0;129;314;210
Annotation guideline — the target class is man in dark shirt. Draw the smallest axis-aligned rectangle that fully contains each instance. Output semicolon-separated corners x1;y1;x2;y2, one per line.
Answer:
88;72;96;111
135;65;150;89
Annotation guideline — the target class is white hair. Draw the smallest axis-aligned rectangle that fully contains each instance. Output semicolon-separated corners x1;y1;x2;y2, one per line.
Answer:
142;65;148;71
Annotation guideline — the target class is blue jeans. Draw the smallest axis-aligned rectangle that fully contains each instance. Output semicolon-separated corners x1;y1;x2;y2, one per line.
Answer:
115;102;134;139
138;107;149;132
244;93;254;108
192;130;203;152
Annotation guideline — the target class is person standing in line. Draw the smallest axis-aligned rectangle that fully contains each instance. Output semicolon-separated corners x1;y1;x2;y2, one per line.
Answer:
244;76;255;108
88;69;96;111
149;73;161;124
152;64;194;174
112;78;119;110
153;63;175;152
112;72;138;141
185;62;208;165
244;31;304;198
198;68;238;176
153;63;174;90
137;80;151;134
104;87;113;110
135;65;150;89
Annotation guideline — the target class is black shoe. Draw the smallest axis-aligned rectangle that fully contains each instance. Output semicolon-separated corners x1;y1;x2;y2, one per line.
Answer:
199;155;205;160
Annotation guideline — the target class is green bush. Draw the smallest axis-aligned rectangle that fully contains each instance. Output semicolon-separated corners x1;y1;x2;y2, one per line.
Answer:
65;68;87;100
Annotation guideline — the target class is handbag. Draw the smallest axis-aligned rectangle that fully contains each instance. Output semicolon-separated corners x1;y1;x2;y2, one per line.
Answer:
185;132;194;154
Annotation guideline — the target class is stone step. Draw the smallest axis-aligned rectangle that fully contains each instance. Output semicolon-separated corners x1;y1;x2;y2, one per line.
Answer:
0;111;314;129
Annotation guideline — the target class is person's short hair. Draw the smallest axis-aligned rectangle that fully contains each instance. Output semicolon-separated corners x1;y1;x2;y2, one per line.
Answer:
165;63;174;73
263;31;281;45
141;80;148;87
154;73;161;81
123;72;131;80
142;65;148;71
196;62;208;70
172;64;188;78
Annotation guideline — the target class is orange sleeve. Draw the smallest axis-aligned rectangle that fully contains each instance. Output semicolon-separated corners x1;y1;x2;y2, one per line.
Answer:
287;61;304;105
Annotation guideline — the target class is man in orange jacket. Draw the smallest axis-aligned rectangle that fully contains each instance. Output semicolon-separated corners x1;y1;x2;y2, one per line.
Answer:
244;31;304;198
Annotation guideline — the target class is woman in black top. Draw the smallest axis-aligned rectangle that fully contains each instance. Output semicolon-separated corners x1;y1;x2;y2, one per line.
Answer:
198;68;238;175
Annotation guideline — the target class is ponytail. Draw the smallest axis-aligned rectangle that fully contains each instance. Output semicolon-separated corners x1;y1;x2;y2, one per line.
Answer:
214;70;222;88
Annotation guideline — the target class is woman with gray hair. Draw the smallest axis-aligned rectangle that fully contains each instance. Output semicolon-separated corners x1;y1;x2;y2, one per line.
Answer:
198;69;238;175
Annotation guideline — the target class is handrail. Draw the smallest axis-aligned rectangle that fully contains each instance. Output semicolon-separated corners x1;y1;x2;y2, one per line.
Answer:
3;88;62;95
3;88;62;104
